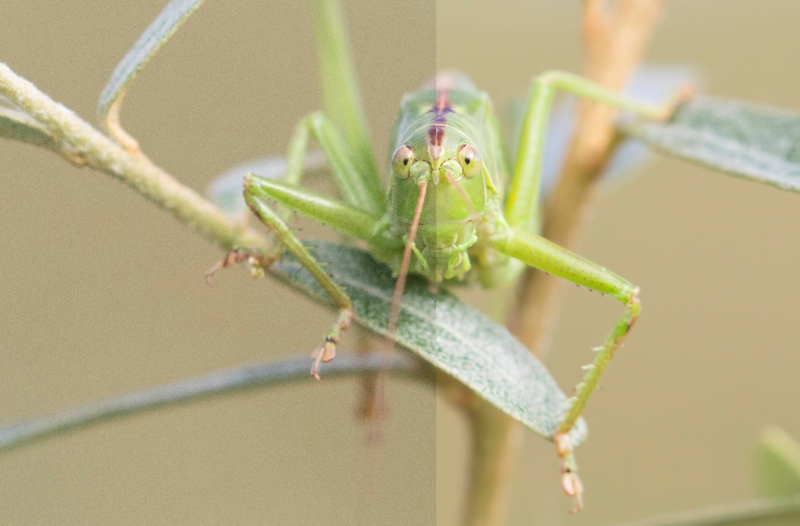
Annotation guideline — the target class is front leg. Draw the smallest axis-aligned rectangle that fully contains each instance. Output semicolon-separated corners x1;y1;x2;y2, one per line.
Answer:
209;104;387;377
244;180;355;380
493;229;640;511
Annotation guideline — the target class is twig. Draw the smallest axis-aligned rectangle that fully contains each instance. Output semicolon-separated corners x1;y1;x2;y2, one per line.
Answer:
462;397;523;526
0;62;268;254
0;353;431;454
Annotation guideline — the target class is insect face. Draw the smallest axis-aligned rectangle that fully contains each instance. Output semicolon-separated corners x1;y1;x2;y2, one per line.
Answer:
389;140;486;281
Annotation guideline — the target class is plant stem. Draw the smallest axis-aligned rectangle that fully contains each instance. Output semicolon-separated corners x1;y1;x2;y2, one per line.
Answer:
463;2;668;524
0;353;429;455
0;62;268;254
463;398;522;526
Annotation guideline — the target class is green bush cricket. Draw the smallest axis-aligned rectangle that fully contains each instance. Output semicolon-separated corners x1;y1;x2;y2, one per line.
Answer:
210;0;686;512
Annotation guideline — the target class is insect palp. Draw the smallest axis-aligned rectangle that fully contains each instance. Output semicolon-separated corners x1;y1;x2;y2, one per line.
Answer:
410;158;433;184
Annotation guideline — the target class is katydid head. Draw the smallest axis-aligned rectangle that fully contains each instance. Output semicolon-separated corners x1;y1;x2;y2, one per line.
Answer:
388;128;486;282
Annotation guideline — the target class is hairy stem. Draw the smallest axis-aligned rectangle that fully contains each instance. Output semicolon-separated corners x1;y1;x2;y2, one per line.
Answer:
0;62;268;254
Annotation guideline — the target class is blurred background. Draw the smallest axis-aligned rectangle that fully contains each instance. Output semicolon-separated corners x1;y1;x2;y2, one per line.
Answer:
1;0;799;524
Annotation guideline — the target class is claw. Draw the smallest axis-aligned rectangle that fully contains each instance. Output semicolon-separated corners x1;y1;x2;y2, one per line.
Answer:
310;339;338;380
555;431;585;513
204;249;274;284
309;307;354;380
562;471;585;513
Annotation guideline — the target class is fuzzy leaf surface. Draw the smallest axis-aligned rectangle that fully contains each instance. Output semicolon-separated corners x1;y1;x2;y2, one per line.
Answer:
270;241;587;445
622;96;800;192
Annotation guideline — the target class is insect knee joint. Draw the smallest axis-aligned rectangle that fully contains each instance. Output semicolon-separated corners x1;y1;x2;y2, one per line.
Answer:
533;70;563;87
305;111;326;129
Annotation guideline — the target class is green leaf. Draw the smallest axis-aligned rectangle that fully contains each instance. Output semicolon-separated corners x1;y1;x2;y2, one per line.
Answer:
608;495;800;526
98;0;208;122
0;354;424;454
622;96;800;192
0;106;59;148
270;241;587;445
755;427;800;497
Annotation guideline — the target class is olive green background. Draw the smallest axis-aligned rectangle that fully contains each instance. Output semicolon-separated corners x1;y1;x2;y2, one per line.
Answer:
1;1;799;524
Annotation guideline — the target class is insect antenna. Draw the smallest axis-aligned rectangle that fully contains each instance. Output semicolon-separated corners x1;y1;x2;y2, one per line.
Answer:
365;178;429;438
359;179;429;525
389;180;428;334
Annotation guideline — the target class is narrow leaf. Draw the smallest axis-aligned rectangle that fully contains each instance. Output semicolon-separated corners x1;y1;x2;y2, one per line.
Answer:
0;106;59;149
98;0;208;122
622;96;800;192
608;495;800;526
270;241;588;445
0;354;425;454
755;427;800;497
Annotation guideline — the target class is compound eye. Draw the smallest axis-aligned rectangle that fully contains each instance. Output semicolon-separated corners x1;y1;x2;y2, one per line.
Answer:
457;144;482;178
392;145;415;179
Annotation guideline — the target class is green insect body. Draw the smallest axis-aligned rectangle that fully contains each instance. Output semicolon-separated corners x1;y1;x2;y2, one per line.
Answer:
374;76;517;286
235;0;682;512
